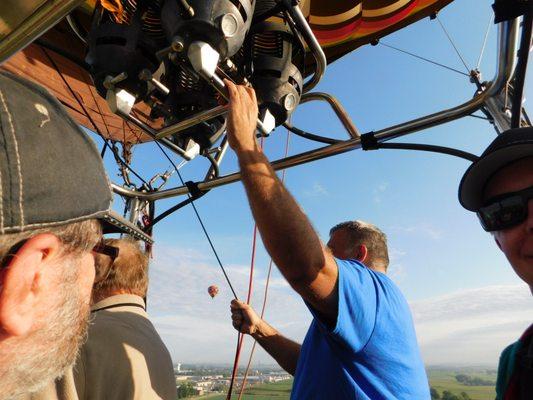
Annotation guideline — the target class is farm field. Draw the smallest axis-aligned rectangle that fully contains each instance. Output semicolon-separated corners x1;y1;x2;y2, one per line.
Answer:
191;368;496;399
190;380;293;399
427;368;496;400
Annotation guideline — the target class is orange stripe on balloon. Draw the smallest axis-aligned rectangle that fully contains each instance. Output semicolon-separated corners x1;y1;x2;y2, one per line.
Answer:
360;0;418;29
313;18;363;42
314;0;420;45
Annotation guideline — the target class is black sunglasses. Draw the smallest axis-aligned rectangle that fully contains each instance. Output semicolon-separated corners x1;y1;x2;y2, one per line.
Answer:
92;241;119;283
477;185;533;232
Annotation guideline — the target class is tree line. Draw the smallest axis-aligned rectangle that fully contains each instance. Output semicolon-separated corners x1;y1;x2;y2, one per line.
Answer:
431;387;473;400
455;374;495;386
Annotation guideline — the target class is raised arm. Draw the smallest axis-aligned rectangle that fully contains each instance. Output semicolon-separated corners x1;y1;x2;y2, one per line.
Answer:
225;81;339;324
231;300;301;375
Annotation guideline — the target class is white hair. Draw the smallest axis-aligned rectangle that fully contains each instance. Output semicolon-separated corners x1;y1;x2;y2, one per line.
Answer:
0;254;90;399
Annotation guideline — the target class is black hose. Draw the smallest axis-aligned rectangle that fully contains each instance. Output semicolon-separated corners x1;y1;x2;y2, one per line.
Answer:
148;193;203;228
283;122;341;145
377;143;479;162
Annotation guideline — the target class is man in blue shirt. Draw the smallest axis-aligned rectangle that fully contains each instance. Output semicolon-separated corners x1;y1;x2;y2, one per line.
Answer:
225;81;429;399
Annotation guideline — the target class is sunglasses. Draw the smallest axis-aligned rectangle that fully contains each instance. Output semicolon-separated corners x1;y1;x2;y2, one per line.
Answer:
92;241;119;283
477;185;533;232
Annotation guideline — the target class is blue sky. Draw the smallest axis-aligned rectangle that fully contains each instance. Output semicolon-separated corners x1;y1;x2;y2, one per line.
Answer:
90;0;532;366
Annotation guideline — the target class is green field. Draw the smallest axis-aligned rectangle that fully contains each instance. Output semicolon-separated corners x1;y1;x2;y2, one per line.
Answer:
189;368;496;399
190;380;293;400
427;369;496;400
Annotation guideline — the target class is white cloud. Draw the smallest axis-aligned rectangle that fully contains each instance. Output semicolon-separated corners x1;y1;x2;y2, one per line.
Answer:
373;182;389;204
304;182;329;197
146;245;532;368
388;263;406;284
147;244;310;364
389;248;407;261
387;247;407;283
388;224;443;240
411;284;532;366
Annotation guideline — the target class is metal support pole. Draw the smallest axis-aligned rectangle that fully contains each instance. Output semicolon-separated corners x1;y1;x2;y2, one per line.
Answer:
300;92;360;138
0;0;85;63
127;197;142;225
118;111;193;160
205;137;229;181
284;2;327;93
111;19;518;202
155;105;228;140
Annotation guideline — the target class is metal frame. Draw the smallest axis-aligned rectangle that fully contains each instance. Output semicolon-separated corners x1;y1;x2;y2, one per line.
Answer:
283;0;327;93
112;18;520;203
299;92;360;138
0;0;85;63
0;3;525;221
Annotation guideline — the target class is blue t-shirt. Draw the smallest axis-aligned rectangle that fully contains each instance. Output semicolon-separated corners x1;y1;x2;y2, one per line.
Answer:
291;259;429;399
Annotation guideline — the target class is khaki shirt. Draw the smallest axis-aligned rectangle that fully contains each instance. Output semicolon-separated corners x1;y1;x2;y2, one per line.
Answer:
75;294;176;400
28;294;176;400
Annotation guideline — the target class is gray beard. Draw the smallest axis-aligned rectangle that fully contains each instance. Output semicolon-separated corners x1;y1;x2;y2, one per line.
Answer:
0;255;91;400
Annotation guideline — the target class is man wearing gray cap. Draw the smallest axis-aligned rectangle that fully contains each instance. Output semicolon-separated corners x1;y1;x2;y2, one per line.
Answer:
0;72;151;400
458;127;533;399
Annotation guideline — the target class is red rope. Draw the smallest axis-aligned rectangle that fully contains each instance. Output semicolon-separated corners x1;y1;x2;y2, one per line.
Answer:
226;136;264;400
236;130;292;399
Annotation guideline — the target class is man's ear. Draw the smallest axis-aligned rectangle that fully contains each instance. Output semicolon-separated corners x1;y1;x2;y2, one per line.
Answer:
0;233;62;337
355;244;368;263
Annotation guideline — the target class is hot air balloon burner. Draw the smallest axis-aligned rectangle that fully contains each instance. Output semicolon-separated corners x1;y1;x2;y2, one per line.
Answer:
86;0;164;97
247;20;304;126
83;0;311;159
160;0;255;61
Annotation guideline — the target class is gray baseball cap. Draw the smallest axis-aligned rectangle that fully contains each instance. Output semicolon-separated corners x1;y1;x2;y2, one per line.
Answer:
458;127;533;211
0;71;152;243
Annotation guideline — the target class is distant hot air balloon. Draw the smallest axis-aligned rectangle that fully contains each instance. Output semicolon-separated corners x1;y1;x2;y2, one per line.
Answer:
208;285;219;299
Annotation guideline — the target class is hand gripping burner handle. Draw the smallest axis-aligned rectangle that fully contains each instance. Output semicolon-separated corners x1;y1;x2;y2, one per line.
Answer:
187;41;276;137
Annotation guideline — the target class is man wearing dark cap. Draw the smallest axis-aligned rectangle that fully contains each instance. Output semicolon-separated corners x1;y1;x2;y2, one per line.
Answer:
458;127;533;399
0;71;151;400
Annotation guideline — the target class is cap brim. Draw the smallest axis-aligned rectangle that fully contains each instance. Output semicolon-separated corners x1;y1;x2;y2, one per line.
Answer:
459;143;533;210
98;211;154;244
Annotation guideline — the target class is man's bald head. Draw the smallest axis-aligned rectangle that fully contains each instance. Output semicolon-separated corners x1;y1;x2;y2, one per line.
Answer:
328;220;389;272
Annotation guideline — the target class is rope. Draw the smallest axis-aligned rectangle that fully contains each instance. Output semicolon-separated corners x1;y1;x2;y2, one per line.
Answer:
379;42;469;77
227;333;245;400
436;15;471;74
40;47;150;186
226;136;265;400
152;140;239;299
236;130;292;399
476;13;493;70
226;225;259;400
